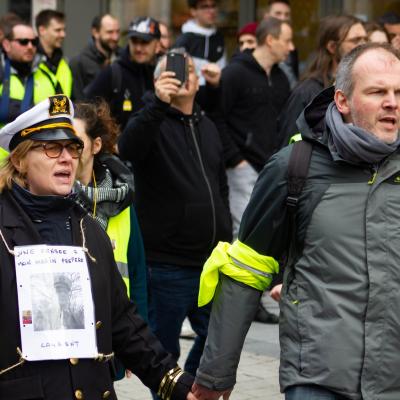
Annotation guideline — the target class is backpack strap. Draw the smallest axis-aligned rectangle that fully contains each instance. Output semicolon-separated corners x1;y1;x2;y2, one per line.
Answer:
284;139;313;274
287;139;313;210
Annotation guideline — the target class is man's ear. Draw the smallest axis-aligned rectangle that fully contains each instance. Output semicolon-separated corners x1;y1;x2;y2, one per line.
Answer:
38;25;46;37
265;33;274;47
91;28;99;40
2;39;11;54
334;89;351;117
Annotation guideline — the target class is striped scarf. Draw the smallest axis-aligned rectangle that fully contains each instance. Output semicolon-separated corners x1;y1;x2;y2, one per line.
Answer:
75;167;129;230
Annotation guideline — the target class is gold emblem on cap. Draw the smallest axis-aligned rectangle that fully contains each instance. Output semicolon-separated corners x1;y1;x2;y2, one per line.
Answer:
49;95;70;116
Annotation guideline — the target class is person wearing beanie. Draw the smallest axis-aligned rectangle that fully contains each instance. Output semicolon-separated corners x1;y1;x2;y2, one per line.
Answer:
237;22;257;52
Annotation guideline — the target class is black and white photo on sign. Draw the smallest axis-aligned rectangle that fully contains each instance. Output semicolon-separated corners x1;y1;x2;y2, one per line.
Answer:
31;272;85;331
15;245;97;361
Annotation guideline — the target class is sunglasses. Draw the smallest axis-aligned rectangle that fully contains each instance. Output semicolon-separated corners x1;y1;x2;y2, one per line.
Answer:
12;37;39;47
31;142;83;159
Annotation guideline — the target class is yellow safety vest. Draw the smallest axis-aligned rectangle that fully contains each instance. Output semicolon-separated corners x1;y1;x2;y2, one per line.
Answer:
0;72;51;107
106;206;131;297
198;240;279;307
35;58;73;101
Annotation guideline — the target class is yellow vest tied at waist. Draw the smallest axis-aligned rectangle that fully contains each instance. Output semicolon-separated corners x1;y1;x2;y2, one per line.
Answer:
106;206;131;297
198;240;279;307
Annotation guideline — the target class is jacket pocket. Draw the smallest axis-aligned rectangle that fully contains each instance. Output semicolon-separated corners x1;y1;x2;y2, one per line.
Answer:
0;375;44;399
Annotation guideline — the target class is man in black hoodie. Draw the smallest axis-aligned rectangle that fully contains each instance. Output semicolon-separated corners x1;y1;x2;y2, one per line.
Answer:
118;49;232;385
219;17;293;238
85;17;160;129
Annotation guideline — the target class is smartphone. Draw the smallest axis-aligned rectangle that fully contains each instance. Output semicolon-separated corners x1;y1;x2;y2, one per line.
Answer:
166;52;187;86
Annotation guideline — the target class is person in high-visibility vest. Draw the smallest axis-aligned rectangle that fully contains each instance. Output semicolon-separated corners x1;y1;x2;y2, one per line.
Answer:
0;23;40;125
35;9;73;99
72;99;147;320
73;99;148;381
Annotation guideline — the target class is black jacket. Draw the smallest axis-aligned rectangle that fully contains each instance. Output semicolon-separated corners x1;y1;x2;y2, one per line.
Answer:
276;77;324;149
217;51;290;171
84;46;154;129
0;188;192;400
118;93;232;267
70;40;120;101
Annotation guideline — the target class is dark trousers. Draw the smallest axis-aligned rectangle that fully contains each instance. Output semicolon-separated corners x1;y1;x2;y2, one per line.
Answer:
285;385;351;400
148;263;210;375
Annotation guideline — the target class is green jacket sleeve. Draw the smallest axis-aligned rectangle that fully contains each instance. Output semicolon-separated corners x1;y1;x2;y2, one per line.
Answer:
195;147;292;390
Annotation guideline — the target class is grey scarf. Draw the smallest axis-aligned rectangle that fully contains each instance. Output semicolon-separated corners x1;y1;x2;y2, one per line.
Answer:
325;102;400;165
74;168;130;230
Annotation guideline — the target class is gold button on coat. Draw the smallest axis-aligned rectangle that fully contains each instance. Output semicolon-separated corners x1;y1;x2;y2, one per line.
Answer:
75;389;84;399
69;358;79;365
96;321;102;329
103;390;111;398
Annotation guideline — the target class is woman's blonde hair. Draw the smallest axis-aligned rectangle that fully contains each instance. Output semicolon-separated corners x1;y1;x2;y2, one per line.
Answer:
0;140;37;192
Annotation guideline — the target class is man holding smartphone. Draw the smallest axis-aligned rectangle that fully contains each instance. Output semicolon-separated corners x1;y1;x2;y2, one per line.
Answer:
118;50;232;396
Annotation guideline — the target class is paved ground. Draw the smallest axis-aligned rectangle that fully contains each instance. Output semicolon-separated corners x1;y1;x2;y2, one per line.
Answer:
115;294;283;400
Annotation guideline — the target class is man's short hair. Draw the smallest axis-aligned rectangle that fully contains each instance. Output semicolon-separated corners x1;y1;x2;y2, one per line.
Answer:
3;22;32;41
91;14;115;31
256;17;285;45
266;0;290;11
35;9;65;30
187;0;217;8
0;12;23;40
335;42;400;98
378;11;400;26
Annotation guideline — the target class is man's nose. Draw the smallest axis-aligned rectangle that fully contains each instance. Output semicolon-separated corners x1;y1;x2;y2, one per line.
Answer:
383;91;399;108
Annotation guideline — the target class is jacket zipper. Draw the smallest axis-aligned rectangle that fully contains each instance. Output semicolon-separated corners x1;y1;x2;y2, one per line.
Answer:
205;36;210;59
188;118;217;247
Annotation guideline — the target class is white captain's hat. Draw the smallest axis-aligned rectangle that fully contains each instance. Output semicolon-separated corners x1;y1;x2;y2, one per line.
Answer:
0;95;83;152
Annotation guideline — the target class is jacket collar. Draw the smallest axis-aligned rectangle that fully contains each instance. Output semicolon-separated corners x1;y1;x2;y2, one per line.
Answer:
0;188;86;249
0;189;42;248
296;85;335;147
181;19;217;36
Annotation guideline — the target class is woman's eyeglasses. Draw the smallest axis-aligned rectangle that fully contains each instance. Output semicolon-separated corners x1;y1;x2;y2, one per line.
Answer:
12;38;39;47
31;142;83;159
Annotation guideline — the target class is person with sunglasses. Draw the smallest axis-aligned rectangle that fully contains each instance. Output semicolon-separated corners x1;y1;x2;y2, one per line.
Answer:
0;95;198;400
85;17;160;130
0;22;49;127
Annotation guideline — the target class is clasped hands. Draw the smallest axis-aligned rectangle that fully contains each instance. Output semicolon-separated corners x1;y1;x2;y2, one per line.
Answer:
186;382;232;400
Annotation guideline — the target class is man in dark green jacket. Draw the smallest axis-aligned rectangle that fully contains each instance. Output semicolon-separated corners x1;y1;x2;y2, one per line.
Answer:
193;42;400;400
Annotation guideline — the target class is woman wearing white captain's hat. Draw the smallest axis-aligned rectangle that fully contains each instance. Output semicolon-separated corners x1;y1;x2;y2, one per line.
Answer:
0;95;197;400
